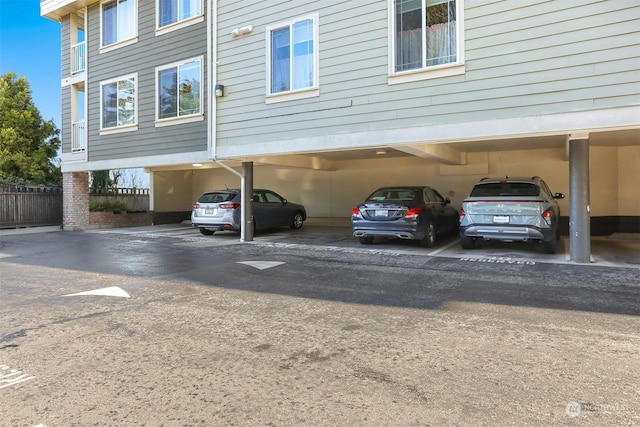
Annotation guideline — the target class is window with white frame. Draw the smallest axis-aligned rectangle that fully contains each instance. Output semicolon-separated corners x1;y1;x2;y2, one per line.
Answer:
158;0;201;28
157;58;202;121
268;16;317;95
102;0;136;47
101;74;137;130
393;0;459;73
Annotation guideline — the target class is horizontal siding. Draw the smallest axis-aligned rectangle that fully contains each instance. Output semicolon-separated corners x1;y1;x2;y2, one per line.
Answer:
216;0;640;153
85;0;208;163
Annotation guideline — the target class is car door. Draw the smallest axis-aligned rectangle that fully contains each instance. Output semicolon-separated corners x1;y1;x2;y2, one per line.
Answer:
262;190;290;228
424;188;452;233
432;188;457;233
251;191;269;230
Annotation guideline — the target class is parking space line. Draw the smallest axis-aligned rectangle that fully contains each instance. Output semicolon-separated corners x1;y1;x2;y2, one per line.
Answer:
427;239;460;256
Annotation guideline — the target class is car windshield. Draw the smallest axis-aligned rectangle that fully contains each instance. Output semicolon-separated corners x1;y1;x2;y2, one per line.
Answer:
198;192;236;203
367;189;416;201
470;182;539;197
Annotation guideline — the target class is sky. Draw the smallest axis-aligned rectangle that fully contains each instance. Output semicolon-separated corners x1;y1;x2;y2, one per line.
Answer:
0;0;61;125
0;0;150;187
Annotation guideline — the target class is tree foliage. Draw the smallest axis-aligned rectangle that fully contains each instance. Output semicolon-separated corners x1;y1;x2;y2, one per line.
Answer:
90;170;112;191
0;72;61;185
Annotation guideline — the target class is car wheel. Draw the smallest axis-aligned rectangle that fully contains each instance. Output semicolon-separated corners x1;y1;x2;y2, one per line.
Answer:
359;236;374;244
419;223;436;248
543;238;557;254
199;228;214;236
290;212;304;229
460;236;476;249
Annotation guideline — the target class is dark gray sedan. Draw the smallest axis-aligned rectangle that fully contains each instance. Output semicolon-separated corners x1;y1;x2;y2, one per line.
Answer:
351;186;458;247
192;189;306;235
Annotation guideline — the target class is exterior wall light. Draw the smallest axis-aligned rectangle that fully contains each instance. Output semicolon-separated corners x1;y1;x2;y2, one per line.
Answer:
215;84;224;97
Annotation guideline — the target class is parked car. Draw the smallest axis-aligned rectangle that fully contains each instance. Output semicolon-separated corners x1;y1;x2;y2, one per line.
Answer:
459;176;565;253
351;186;459;247
191;189;306;235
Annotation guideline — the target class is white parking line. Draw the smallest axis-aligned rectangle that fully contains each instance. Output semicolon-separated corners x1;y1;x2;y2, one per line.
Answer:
0;365;35;389
426;239;460;256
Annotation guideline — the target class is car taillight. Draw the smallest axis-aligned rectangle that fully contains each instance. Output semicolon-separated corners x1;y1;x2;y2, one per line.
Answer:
193;203;200;209
351;207;361;218
459;209;466;218
219;203;240;210
404;207;422;220
542;209;553;225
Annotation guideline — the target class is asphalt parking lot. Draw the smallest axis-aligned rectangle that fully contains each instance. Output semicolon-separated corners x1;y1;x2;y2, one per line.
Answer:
1;221;639;426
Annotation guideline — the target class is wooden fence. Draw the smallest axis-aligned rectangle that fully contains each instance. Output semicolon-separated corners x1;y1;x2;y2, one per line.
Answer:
1;186;150;229
0;185;63;229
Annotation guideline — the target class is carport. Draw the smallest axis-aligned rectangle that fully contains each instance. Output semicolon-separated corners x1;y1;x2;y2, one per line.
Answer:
149;128;639;264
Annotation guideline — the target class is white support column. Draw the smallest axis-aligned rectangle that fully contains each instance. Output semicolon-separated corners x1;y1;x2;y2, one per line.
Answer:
240;162;254;242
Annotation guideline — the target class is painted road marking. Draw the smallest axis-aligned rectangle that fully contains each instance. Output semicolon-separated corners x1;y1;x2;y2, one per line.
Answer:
0;365;35;389
427;239;460;256
237;261;286;270
63;286;130;298
460;256;535;265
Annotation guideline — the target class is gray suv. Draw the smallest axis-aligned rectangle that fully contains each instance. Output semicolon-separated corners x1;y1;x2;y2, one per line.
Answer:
459;176;565;253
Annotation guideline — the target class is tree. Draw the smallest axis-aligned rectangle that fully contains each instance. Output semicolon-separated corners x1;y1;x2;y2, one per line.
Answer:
0;73;61;185
90;170;112;192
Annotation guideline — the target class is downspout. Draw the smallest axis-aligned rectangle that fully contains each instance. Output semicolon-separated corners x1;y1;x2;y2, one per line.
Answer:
207;0;248;241
207;0;239;178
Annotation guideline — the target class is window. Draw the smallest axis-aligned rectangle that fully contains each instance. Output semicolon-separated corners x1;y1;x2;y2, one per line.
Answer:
157;58;202;122
393;0;459;73
100;75;137;130
102;0;136;47
158;0;201;28
268;16;317;96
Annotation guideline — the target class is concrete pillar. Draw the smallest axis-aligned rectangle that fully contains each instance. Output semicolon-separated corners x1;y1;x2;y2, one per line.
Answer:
241;162;254;242
568;136;591;263
62;172;89;230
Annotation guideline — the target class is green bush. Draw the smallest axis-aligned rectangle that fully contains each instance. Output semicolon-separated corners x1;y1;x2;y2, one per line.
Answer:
90;200;130;212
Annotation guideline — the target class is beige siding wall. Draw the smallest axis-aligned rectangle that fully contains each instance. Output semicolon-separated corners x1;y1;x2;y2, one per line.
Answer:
618;145;640;216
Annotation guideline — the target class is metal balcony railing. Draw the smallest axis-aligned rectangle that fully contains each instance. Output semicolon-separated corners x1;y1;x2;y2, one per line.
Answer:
72;120;86;152
71;41;85;74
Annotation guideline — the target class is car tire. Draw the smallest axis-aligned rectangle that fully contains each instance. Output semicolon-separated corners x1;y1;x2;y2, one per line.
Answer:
359;236;374;244
543;238;557;254
290;212;304;229
460;236;476;249
419;223;436;248
199;228;214;236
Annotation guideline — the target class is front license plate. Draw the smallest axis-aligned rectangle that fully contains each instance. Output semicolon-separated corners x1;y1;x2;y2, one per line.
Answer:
493;215;509;224
374;210;388;217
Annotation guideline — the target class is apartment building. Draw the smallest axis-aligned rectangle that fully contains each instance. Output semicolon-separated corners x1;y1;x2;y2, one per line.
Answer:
42;0;640;261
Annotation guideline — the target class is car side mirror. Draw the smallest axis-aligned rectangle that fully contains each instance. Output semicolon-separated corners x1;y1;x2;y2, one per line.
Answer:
282;199;288;205
554;193;565;199
444;198;451;205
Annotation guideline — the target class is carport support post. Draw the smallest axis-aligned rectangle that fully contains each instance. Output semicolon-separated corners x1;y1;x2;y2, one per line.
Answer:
568;135;591;263
241;162;254;242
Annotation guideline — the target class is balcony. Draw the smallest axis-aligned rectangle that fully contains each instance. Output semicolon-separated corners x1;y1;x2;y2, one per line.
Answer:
72;120;86;152
71;41;86;75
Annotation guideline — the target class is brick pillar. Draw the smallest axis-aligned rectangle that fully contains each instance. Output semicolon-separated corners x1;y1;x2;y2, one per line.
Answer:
63;172;89;230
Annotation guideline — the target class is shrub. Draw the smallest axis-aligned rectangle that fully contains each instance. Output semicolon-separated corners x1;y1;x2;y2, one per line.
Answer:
89;200;130;212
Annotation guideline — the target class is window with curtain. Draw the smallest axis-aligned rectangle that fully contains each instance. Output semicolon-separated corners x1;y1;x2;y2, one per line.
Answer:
102;0;136;47
101;75;136;129
158;0;201;28
269;17;316;95
157;58;202;120
394;0;457;72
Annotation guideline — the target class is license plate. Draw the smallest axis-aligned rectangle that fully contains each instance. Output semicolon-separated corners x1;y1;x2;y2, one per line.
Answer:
493;215;509;224
204;209;216;215
374;210;388;217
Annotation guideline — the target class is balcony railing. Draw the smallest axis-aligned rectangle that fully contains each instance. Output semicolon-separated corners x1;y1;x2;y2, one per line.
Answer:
72;120;86;152
71;41;85;74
